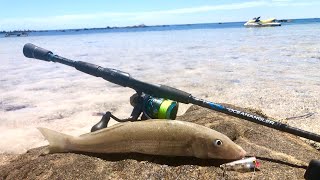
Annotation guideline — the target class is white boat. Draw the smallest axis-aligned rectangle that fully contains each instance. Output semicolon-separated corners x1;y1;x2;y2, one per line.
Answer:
244;17;281;27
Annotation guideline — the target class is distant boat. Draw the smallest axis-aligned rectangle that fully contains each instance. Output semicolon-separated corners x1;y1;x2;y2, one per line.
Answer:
244;17;281;27
5;32;28;37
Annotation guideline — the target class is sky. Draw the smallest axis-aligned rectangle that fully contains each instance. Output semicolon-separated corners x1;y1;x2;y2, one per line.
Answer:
0;0;319;31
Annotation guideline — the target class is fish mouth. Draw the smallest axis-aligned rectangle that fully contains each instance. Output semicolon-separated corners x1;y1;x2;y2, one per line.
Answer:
207;148;246;160
233;144;246;160
238;149;246;159
224;148;246;160
228;149;246;160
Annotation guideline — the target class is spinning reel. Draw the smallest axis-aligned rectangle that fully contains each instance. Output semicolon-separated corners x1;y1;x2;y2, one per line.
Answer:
91;92;179;132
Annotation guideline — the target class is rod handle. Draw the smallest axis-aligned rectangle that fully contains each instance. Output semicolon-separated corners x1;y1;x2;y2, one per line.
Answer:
23;43;52;61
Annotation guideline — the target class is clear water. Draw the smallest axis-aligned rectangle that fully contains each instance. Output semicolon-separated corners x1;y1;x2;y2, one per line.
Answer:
1;19;320;153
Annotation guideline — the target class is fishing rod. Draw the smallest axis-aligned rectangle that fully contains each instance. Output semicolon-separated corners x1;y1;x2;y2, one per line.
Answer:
23;43;320;143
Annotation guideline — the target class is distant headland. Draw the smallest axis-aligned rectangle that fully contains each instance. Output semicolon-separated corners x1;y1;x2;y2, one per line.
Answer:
0;24;156;34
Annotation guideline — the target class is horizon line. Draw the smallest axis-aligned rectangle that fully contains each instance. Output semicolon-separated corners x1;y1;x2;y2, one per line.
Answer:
1;17;319;32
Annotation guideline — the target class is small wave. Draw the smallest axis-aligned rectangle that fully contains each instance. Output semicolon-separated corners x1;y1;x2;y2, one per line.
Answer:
1;103;29;111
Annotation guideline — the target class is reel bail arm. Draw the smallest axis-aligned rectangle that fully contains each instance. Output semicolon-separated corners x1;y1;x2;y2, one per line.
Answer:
91;93;144;132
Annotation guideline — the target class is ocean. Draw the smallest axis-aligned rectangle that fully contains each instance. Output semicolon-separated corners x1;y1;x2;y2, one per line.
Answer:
1;18;320;153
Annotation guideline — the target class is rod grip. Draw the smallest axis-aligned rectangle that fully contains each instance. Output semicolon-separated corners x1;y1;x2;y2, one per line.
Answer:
74;61;131;87
23;43;52;61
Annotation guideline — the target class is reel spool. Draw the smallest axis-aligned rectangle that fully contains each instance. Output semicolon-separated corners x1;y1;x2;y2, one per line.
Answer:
142;95;178;120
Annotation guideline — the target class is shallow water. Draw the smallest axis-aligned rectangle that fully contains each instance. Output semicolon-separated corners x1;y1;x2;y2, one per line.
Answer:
1;22;320;153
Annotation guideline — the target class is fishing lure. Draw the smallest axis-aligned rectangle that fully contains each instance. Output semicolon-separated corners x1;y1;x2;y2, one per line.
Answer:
220;157;260;172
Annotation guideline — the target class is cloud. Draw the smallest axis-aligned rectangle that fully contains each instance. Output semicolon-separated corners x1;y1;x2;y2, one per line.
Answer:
1;0;319;30
3;1;267;23
149;1;268;14
269;0;318;7
272;0;292;2
0;1;267;30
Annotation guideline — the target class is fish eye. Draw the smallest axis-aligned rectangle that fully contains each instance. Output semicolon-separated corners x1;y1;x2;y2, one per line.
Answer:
213;139;223;146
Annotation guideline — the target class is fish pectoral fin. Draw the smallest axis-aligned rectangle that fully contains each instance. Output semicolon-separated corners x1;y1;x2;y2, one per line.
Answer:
38;127;74;154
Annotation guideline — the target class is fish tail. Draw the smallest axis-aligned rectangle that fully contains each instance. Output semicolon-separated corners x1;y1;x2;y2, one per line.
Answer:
38;127;74;154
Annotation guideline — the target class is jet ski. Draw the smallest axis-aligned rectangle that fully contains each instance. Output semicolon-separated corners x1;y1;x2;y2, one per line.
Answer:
244;17;281;27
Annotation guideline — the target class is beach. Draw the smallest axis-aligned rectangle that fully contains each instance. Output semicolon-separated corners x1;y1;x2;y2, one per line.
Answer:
1;21;320;154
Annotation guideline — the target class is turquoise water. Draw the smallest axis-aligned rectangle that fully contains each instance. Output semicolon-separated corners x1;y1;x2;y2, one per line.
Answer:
1;20;320;153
